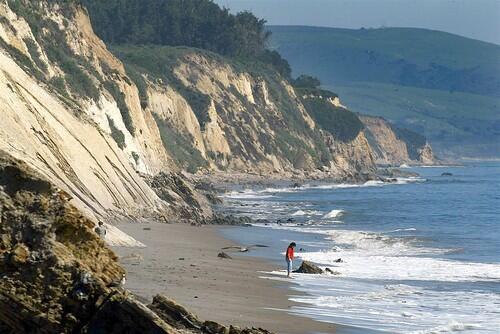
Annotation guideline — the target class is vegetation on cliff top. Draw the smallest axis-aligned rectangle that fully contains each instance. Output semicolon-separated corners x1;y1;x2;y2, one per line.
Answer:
6;0;101;103
81;0;291;78
292;76;363;142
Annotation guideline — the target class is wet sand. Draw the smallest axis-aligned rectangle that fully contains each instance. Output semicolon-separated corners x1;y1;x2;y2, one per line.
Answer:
112;222;336;334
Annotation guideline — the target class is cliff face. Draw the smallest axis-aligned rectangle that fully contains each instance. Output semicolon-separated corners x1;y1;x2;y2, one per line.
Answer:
0;0;377;232
360;115;436;165
0;1;213;236
115;46;376;177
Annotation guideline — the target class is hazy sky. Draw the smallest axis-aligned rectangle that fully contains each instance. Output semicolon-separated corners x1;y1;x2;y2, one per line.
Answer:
214;0;500;45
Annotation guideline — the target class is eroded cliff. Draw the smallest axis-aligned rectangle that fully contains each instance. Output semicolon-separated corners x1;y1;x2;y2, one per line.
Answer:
114;46;376;178
0;0;379;234
0;0;212;238
360;115;436;165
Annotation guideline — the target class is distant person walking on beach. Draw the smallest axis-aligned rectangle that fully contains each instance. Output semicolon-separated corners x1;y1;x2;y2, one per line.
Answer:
95;221;107;240
286;242;296;277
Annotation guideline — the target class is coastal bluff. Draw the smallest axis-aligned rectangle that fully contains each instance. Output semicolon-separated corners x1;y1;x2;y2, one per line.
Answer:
0;150;272;333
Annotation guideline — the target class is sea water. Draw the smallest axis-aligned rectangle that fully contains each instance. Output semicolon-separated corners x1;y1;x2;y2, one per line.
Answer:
220;161;500;334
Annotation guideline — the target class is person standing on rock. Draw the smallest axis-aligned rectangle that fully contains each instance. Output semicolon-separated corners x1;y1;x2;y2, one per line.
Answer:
286;242;296;277
95;221;107;240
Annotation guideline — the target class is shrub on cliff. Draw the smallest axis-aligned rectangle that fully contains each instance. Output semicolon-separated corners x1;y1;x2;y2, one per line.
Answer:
302;97;364;143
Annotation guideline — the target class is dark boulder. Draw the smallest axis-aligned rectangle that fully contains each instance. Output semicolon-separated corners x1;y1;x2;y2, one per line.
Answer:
325;268;341;275
293;261;323;274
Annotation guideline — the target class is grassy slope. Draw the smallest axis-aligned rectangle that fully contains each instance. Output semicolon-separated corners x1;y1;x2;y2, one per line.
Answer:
269;26;500;157
333;82;500;156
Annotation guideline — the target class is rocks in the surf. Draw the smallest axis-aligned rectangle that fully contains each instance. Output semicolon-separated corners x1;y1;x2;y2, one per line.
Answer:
334;258;344;263
441;172;453;176
293;261;324;274
291;182;302;188
325;268;341;275
218;251;232;259
255;219;272;225
378;168;419;178
210;214;253;226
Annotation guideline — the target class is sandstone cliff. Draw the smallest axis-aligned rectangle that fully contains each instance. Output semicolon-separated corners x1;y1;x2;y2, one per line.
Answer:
360;115;436;165
0;0;378;233
0;0;213;237
113;46;376;177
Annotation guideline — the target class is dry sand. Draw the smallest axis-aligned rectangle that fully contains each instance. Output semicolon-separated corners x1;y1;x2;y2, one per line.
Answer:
112;222;336;334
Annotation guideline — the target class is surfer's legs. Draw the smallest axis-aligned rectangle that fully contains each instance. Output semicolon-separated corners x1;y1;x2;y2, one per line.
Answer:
286;259;292;277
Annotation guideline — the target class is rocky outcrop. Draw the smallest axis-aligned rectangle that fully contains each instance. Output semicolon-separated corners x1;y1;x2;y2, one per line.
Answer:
0;150;272;333
149;295;272;334
293;261;324;274
0;150;125;332
418;142;435;165
360;115;436;165
144;172;212;224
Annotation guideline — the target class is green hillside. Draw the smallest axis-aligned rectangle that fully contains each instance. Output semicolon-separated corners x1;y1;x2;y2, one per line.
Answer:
269;26;500;157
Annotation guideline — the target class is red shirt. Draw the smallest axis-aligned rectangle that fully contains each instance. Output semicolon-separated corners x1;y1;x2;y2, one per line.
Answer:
286;246;294;260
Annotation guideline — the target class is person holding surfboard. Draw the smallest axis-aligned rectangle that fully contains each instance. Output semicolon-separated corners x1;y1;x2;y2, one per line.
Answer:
286;242;296;277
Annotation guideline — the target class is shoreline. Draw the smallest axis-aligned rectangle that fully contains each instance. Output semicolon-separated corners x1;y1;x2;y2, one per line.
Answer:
112;222;337;334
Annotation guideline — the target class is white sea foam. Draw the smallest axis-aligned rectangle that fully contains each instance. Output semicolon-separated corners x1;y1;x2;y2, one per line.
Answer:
223;173;500;334
222;189;275;199
300;250;500;282
419;165;464;168
410;322;483;334
323;209;345;219
284;276;500;334
291;209;306;216
394;177;427;184
223;178;426;201
308;178;425;190
257;187;296;193
294;228;500;282
291;209;322;216
388;228;417;233
259;224;500;282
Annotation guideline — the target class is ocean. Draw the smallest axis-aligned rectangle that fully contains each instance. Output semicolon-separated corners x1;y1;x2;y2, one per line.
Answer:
219;161;500;334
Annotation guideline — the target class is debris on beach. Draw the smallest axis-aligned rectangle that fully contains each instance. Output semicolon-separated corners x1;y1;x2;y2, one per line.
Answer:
221;244;269;253
218;252;232;259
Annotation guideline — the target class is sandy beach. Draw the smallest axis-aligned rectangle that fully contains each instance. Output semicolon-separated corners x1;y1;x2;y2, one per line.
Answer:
112;222;336;334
